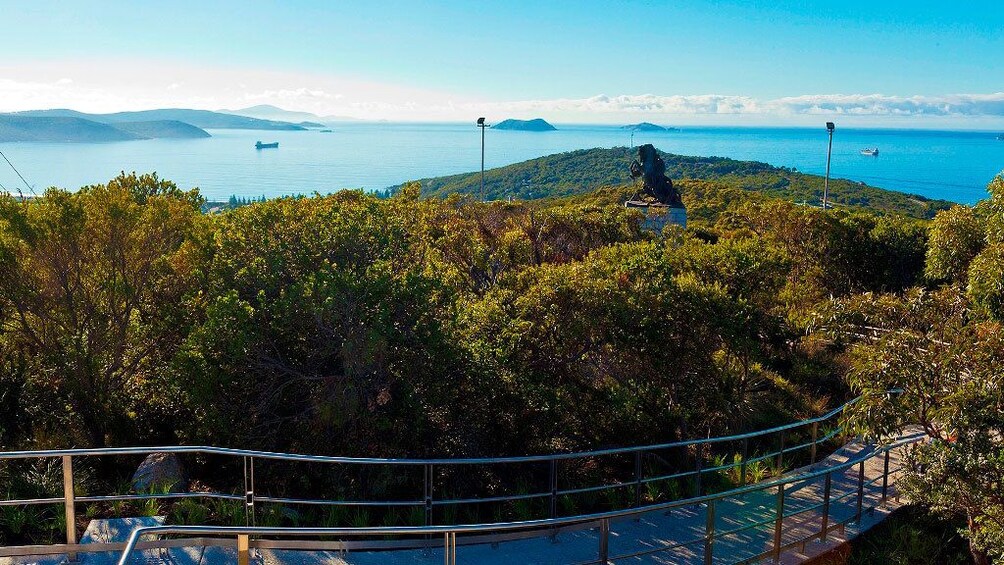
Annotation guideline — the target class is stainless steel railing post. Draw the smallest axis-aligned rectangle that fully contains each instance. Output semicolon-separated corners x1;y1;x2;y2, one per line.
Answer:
243;456;256;527
881;449;890;502
693;449;702;498
549;457;558;519
62;455;77;562
704;499;716;565
443;531;456;565
772;483;784;562
740;437;748;487
598;518;610;564
819;471;831;542
810;421;819;464
633;451;643;508
855;460;865;522
775;431;785;471
424;464;434;527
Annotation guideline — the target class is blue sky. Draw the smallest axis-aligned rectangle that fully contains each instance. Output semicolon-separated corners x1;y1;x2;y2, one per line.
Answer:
1;0;1002;126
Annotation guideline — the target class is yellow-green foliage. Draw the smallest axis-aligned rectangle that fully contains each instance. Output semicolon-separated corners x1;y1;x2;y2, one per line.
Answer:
2;169;1001;556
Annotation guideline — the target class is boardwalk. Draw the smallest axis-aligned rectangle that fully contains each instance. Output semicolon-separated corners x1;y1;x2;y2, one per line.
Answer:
1;432;921;565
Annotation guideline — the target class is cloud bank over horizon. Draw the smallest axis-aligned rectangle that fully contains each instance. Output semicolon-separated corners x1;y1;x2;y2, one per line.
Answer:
2;62;1003;128
472;93;1004;126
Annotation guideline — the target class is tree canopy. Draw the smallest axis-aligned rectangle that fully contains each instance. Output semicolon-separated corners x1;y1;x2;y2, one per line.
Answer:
2;169;1002;559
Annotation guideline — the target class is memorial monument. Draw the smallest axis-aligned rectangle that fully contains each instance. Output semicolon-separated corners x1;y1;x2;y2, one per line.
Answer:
625;144;687;230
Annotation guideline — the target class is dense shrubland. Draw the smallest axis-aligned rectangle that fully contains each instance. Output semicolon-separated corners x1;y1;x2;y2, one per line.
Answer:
0;174;904;456
1;170;1001;559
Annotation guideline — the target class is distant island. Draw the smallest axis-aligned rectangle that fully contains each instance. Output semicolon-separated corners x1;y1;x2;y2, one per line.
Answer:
493;118;557;131
0;115;210;143
621;122;678;132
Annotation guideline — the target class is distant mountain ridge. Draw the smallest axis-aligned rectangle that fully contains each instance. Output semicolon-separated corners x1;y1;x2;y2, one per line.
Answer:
111;120;212;139
220;104;363;124
11;108;306;130
0;115;141;142
0;115;212;142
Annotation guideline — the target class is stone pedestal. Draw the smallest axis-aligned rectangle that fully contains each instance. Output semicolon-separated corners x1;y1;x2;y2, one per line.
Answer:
625;201;687;233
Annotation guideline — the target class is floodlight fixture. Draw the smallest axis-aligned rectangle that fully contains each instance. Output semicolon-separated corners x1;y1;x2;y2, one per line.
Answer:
823;122;835;210
477;117;489;200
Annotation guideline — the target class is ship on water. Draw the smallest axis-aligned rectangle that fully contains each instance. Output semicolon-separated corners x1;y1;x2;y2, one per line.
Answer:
255;141;279;149
860;148;879;156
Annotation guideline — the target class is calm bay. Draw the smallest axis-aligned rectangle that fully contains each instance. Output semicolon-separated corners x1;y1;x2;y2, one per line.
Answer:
1;123;1001;204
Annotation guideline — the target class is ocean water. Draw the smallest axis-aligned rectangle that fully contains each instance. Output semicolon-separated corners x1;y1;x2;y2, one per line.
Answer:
1;123;1001;204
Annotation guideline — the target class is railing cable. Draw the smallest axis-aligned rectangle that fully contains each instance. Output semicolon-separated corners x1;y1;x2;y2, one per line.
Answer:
0;147;37;198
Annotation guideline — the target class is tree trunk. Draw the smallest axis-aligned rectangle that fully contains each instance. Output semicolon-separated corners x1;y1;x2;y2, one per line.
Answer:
968;514;991;565
969;540;990;565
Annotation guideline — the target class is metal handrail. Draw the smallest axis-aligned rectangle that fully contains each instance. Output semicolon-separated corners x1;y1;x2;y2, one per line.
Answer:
1;397;854;464
0;395;858;559
115;432;923;565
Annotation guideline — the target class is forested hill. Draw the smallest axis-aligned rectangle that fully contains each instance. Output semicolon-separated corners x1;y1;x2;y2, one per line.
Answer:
389;147;953;219
0;115;212;142
10;108;306;131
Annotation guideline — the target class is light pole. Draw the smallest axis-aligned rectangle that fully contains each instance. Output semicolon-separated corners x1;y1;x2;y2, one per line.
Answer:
477;117;489;201
823;121;834;210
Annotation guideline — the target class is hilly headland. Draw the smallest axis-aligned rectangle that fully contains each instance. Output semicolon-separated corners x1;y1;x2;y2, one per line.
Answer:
388;147;953;219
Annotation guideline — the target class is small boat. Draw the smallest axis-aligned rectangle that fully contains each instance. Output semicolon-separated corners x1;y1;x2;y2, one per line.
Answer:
997;134;1004;141
255;141;279;149
859;148;879;156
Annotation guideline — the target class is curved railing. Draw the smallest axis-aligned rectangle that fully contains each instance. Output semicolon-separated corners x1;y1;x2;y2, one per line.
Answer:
113;433;923;565
0;397;860;561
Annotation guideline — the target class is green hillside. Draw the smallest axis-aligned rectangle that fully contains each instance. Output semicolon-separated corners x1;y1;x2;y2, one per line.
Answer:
391;147;954;219
0;115;141;142
0;115;211;142
12;108;306;130
104;120;211;139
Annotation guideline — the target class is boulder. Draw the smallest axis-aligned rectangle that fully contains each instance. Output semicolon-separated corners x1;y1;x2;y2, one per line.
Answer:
81;516;166;544
131;452;187;494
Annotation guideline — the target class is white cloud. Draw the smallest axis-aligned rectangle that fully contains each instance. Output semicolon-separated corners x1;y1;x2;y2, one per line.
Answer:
241;87;338;103
767;93;1004;117
477;94;762;116
0;59;1002;126
467;92;1004;120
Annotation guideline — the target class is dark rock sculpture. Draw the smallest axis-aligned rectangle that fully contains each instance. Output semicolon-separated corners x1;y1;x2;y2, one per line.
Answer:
629;144;683;207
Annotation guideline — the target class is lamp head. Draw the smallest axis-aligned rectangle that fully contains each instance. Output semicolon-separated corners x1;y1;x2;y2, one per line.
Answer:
826;122;835;132
477;117;486;126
